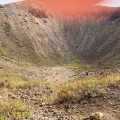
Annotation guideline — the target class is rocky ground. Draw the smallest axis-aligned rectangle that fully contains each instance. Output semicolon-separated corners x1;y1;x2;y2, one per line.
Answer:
13;81;119;120
0;58;120;120
0;2;120;120
0;58;79;84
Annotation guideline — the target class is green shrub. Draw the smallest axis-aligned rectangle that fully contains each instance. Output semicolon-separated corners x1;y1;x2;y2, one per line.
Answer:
98;88;107;97
53;74;120;103
0;113;4;120
0;100;31;119
3;22;11;35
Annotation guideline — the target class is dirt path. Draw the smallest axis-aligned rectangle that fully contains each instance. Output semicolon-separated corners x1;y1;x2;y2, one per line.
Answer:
0;58;79;84
25;66;78;84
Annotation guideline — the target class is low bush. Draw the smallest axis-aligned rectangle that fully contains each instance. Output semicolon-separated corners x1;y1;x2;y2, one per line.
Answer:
53;73;120;103
0;99;31;119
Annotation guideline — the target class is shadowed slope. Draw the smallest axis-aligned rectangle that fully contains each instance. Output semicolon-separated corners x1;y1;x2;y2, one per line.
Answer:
63;7;120;66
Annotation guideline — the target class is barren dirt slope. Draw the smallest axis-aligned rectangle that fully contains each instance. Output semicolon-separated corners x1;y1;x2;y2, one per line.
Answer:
0;3;71;66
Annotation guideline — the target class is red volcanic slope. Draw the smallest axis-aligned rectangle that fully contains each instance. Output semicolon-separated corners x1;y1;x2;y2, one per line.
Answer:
25;0;106;14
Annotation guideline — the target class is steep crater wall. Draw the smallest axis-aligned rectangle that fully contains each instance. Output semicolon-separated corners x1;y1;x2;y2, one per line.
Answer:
0;3;120;66
0;3;71;66
63;7;120;66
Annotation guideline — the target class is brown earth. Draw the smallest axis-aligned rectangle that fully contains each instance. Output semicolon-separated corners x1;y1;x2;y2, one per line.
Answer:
0;1;120;120
0;56;120;120
14;80;119;120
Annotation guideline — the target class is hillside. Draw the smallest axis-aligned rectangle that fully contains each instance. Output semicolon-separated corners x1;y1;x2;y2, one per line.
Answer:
63;6;120;66
0;3;71;66
0;2;120;120
0;3;120;66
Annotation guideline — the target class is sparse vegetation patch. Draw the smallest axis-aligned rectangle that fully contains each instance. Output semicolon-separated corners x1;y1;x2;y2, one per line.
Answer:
53;73;120;104
0;99;31;119
3;22;11;35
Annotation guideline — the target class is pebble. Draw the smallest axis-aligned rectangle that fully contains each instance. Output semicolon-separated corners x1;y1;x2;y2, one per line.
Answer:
0;96;2;99
8;93;17;99
90;112;104;120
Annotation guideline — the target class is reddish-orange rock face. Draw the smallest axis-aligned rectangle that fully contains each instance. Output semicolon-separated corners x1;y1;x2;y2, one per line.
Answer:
25;0;106;14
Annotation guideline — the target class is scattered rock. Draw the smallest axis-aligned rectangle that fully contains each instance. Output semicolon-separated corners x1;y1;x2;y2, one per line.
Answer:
41;102;46;106
0;4;4;8
90;112;104;120
0;96;2;99
8;93;17;99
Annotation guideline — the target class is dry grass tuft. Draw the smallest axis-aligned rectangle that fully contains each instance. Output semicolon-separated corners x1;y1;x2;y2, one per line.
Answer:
0;99;31;119
53;73;120;103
